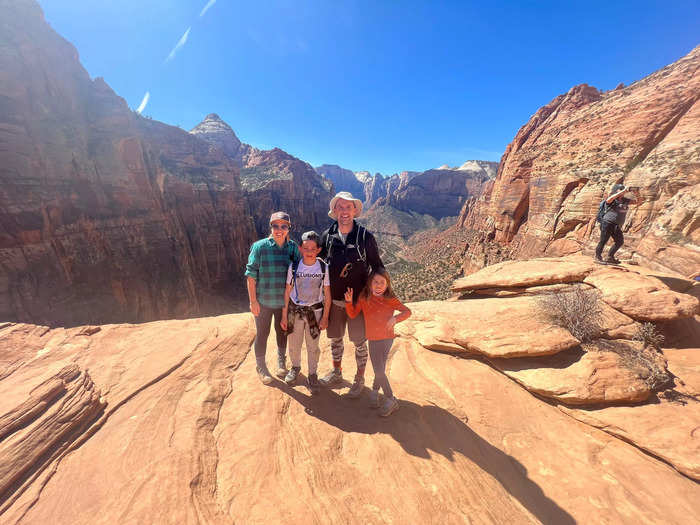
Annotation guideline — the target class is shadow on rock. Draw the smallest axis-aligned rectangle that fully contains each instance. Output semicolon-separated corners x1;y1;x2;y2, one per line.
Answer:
270;380;575;525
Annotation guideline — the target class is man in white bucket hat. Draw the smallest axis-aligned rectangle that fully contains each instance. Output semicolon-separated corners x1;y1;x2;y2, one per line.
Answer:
318;192;384;397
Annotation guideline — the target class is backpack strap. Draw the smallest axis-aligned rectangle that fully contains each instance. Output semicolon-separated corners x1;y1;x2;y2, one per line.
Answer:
355;225;367;263
291;259;301;300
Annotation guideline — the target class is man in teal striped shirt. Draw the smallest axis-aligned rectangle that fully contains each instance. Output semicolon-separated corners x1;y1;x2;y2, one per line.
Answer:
246;212;301;384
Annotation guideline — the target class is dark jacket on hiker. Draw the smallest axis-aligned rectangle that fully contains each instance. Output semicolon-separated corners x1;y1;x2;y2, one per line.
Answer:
319;220;384;303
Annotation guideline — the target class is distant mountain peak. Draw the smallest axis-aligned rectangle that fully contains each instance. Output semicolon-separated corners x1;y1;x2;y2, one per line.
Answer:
190;113;242;158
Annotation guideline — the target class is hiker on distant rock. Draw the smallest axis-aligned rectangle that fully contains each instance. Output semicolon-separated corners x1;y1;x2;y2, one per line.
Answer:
280;231;331;395
318;192;384;397
246;212;301;384
345;268;411;417
594;183;642;265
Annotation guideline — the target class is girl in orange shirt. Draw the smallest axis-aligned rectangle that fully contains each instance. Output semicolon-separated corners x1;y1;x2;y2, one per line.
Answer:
345;268;411;417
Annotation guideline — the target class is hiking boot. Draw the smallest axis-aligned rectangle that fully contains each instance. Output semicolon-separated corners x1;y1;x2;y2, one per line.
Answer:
594;255;608;265
256;366;273;385
379;396;399;417
606;256;621;265
284;366;301;385
319;368;343;386
276;352;287;379
369;389;381;409
346;375;365;398
308;373;320;395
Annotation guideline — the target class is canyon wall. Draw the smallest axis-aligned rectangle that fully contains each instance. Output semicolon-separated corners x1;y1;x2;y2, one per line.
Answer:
458;46;699;276
0;0;257;326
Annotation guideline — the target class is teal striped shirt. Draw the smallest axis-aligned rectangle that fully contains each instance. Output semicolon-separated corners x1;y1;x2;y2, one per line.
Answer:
245;237;300;308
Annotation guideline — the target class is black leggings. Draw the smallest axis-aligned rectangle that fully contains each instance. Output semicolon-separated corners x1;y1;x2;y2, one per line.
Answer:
595;221;624;259
253;305;287;368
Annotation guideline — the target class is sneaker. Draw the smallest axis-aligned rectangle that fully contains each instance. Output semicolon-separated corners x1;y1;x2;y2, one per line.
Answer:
256;366;273;385
379;396;399;417
606;256;621;265
308;373;320;395
284;366;300;385
346;375;365;398
276;352;287;379
594;255;608;265
369;389;381;408
319;368;343;386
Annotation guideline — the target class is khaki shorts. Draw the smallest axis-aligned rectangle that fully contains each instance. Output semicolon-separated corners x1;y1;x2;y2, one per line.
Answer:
327;303;366;343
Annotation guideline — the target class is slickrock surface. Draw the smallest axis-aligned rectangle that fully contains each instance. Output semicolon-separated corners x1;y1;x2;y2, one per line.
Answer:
396;298;581;357
560;358;700;481
1;317;699;524
0;0;256;326
492;345;654;405
457;46;700;277
452;256;596;292
584;268;700;321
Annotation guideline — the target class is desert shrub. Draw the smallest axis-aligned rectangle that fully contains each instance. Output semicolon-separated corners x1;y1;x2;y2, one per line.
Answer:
537;286;602;343
634;322;665;349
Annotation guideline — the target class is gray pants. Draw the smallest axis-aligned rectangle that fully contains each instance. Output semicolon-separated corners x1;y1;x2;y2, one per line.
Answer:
253;305;287;368
287;311;321;375
369;338;394;399
327;303;369;370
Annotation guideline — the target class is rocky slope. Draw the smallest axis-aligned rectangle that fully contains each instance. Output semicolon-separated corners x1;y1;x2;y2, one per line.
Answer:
191;115;333;237
457;46;700;277
0;0;256;327
1;258;698;524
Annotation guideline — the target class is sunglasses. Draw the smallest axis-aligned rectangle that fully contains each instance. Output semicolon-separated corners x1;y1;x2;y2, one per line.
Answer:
271;224;290;231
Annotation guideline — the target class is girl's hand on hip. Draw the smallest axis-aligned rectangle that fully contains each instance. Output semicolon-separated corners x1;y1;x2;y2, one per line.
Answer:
386;316;397;330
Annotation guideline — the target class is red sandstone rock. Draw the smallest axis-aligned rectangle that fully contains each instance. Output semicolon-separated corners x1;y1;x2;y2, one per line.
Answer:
492;348;653;405
584;267;699;321
1;316;699;522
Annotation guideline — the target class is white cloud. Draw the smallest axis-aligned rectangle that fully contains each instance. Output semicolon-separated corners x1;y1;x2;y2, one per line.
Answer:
165;27;191;63
136;91;150;113
199;0;217;17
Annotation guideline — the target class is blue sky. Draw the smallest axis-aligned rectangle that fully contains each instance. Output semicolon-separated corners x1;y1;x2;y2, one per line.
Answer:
41;0;699;175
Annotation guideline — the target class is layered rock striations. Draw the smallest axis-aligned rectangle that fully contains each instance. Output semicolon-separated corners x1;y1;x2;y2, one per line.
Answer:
458;47;700;276
192;115;333;236
0;0;257;326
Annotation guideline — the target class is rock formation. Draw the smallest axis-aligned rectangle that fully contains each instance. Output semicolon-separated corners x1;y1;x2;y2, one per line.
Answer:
314;164;364;198
1;256;699;523
0;0;256;327
191;115;333;237
457;46;700;277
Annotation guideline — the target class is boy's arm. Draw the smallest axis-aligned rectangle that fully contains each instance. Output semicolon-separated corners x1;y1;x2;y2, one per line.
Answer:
320;284;331;330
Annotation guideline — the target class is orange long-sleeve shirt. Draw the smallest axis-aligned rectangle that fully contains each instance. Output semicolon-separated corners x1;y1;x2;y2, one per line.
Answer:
345;294;411;341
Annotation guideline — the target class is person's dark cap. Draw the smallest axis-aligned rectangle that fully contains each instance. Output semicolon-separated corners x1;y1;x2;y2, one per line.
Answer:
612;183;626;193
301;230;320;245
269;211;291;224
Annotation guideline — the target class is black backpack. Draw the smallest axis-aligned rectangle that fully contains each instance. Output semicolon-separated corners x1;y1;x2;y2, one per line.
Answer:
291;258;327;302
595;200;609;223
325;224;368;263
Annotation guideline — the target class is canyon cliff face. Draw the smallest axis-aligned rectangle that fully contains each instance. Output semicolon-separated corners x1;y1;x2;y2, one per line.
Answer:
458;46;700;276
192;114;333;237
0;0;257;326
